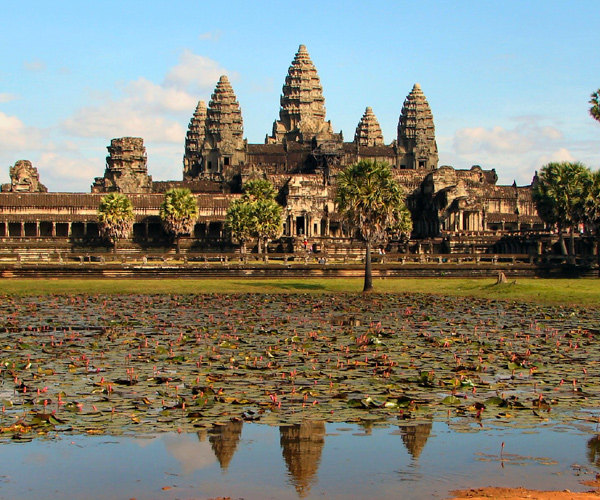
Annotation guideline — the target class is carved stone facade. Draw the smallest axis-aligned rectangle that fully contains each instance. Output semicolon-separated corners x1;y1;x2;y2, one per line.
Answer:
183;100;207;180
92;137;153;193
0;44;546;253
354;107;385;147
397;83;438;170
2;160;47;193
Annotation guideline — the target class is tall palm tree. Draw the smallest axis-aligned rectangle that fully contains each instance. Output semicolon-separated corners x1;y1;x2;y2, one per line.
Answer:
159;188;199;254
590;89;600;123
97;192;135;252
225;198;254;254
584;169;600;272
336;160;411;292
533;162;591;256
252;198;283;254
243;179;276;201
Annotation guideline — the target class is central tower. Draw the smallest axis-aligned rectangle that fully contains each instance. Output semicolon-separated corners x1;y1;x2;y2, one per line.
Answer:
266;45;336;145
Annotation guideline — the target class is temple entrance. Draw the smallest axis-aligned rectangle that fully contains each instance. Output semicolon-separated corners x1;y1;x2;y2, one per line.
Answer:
295;216;305;236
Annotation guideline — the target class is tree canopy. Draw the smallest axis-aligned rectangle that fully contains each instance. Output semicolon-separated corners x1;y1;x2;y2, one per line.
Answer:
225;179;283;254
159;188;199;253
533;162;592;255
590;89;600;123
336;160;412;292
97;192;135;251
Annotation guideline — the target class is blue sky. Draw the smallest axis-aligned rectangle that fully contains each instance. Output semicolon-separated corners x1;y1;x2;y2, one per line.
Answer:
1;1;599;192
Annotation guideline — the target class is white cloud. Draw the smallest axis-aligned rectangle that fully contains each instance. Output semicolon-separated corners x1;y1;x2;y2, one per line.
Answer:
447;120;573;185
61;50;229;144
198;30;223;42
36;152;100;192
124;77;198;112
23;59;46;72
534;147;575;167
164;50;229;92
0;93;19;103
454;126;534;155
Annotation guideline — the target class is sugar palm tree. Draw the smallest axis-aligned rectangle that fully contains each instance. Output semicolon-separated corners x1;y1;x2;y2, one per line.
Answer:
533;162;591;256
159;188;199;254
97;192;135;252
252;198;283;254
336;160;411;292
225;198;254;254
243;179;276;201
590;89;600;123
584;169;600;273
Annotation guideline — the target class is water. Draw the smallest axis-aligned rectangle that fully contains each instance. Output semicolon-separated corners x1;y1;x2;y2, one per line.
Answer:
0;420;597;500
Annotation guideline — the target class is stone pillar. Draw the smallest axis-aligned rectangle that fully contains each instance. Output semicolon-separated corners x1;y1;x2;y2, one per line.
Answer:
35;222;40;237
20;222;24;237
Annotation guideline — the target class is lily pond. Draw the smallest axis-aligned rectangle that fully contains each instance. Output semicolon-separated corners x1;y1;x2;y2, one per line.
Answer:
1;291;600;499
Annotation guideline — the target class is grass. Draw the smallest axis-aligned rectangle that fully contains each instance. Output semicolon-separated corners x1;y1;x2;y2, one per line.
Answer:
1;277;600;306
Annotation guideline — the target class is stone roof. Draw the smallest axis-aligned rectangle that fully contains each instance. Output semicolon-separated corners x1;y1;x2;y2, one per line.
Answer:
267;45;333;143
354;107;385;146
205;76;244;150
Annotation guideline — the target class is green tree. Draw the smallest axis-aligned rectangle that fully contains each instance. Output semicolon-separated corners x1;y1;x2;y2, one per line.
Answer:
225;198;254;254
590;89;600;123
243;178;276;201
159;188;199;254
225;179;282;254
336;160;411;292
97;192;135;252
533;162;592;256
584;169;600;270
253;198;283;254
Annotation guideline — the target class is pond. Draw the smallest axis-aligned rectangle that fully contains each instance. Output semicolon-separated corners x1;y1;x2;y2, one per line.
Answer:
1;292;600;498
0;420;598;499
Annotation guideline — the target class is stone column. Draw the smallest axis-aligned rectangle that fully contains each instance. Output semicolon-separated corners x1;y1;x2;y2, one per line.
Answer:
35;222;40;237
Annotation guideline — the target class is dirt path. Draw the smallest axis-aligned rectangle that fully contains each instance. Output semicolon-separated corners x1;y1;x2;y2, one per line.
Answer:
448;483;600;500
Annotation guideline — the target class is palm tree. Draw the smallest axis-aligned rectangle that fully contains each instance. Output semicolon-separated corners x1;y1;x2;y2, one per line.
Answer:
252;198;283;254
584;169;600;272
243;179;276;201
97;192;135;252
336;160;411;292
590;89;600;123
159;188;199;254
225;198;254;254
533;162;592;256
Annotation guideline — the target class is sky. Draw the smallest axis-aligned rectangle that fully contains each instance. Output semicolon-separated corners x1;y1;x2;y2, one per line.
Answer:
1;1;599;192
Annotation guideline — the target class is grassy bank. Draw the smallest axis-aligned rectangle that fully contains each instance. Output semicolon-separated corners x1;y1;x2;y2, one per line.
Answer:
1;277;599;306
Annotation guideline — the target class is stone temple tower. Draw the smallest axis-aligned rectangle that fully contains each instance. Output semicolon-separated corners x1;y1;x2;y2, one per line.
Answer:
183;100;207;180
267;44;336;145
354;107;385;146
397;83;438;170
203;75;245;176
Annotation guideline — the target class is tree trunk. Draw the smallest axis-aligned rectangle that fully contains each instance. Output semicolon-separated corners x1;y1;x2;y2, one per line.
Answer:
569;227;575;258
176;235;181;254
240;240;246;254
257;237;262;254
558;229;568;256
363;240;373;293
113;239;118;254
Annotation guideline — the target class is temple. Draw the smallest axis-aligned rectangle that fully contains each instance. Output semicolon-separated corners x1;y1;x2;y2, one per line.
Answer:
0;44;547;254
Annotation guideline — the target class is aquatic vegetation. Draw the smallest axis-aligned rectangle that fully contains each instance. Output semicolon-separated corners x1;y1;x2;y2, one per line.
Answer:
0;293;598;441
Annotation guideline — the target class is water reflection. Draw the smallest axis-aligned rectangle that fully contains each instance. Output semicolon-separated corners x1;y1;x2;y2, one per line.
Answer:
587;435;600;465
398;422;433;460
208;419;244;469
280;421;326;497
0;422;596;500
